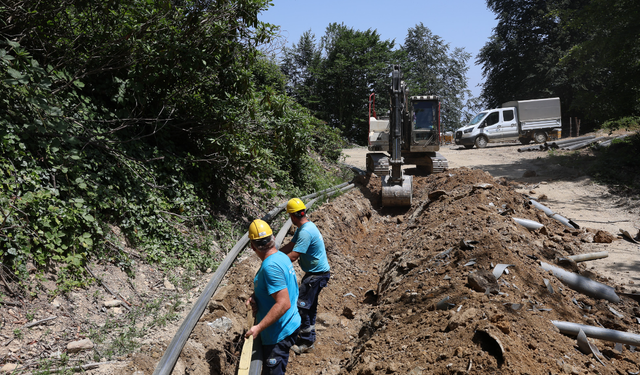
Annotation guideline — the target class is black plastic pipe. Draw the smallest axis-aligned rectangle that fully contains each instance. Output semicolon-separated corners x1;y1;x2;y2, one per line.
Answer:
152;182;354;375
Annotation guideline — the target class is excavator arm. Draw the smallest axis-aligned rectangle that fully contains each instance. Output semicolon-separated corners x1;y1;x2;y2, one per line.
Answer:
381;65;412;206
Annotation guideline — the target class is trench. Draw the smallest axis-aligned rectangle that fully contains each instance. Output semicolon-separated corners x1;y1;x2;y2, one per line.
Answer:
141;169;640;375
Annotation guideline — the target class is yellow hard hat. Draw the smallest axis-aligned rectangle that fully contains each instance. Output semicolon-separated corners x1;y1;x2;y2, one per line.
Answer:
248;219;273;240
286;198;306;214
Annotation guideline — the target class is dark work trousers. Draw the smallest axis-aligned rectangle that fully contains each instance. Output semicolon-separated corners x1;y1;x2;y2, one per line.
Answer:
261;327;299;375
296;272;330;344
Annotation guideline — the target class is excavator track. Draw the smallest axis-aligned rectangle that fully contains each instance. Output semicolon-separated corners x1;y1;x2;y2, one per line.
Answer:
367;152;449;175
431;152;449;174
366;153;390;176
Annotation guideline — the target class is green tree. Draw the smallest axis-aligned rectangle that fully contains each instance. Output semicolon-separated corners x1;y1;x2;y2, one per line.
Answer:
477;0;589;124
561;0;640;122
402;23;475;131
0;0;348;280
316;23;397;143
281;31;322;109
280;23;397;144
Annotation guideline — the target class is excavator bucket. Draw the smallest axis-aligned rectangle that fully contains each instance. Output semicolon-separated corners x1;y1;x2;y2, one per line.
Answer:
381;175;412;206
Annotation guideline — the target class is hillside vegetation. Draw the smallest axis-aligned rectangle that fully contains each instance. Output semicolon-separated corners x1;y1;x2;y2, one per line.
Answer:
2;0;640;296
0;0;347;291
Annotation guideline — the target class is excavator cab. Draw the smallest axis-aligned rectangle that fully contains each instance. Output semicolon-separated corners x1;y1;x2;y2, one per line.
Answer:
410;99;439;144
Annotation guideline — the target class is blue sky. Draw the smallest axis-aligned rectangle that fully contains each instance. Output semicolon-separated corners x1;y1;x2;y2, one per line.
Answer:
259;0;498;98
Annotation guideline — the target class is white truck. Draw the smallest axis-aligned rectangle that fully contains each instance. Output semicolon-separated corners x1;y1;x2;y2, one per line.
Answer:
454;97;562;149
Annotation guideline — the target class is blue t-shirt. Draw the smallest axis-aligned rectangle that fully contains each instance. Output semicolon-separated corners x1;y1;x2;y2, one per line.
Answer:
291;221;330;273
253;251;301;345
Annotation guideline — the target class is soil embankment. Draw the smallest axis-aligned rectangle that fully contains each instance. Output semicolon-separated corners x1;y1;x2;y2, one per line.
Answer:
130;153;640;374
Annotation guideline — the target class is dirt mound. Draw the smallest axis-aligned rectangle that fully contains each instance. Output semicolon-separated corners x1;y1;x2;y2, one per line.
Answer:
132;167;640;374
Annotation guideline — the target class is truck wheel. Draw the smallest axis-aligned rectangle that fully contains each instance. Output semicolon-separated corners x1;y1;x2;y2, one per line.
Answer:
534;131;547;143
474;135;488;149
519;137;531;145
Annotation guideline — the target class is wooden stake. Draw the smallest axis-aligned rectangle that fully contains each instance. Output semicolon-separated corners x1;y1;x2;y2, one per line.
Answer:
238;310;254;375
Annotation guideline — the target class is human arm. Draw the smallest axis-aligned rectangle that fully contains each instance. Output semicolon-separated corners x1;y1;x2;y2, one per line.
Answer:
245;288;291;339
286;251;300;262
280;241;301;262
280;241;294;255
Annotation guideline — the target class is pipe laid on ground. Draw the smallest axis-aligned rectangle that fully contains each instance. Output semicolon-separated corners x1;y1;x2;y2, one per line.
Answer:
517;144;545;152
513;217;544;230
539;136;596;151
567;252;608;263
518;135;596;152
528;199;578;229
540;262;620;303
548;135;595;147
555;139;598;149
552;321;640;347
597;134;630;148
562;136;608;151
152;182;355;375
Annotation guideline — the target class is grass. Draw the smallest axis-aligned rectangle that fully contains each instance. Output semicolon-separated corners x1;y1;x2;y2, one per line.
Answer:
547;131;640;194
87;291;183;361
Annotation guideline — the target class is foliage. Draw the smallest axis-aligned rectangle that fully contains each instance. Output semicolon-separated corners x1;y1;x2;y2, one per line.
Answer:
281;30;322;109
0;0;348;289
281;24;398;144
547;132;640;193
601;117;640;132
588;133;640;192
478;0;589;117
560;0;640;122
0;41;218;282
402;23;477;131
479;0;640;128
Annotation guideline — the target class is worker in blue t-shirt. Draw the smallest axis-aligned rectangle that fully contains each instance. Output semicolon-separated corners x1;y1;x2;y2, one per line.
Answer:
246;219;300;374
280;198;331;355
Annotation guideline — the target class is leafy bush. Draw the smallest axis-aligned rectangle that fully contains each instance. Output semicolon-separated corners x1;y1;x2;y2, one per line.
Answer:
601;116;640;131
588;132;640;191
0;43;218;281
0;38;347;290
0;0;349;291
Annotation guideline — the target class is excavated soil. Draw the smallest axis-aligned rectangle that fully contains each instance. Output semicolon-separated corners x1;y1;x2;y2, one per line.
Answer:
130;167;640;375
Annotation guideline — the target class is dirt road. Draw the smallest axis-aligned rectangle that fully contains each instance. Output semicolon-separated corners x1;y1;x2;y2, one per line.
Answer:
342;142;640;286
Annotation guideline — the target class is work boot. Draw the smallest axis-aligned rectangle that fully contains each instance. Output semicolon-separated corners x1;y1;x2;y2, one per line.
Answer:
292;342;314;355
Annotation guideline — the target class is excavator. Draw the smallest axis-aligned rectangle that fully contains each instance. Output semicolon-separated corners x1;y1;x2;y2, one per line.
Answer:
367;65;448;206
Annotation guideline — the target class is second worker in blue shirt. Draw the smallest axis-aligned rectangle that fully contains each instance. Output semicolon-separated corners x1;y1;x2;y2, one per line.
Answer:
280;198;331;355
